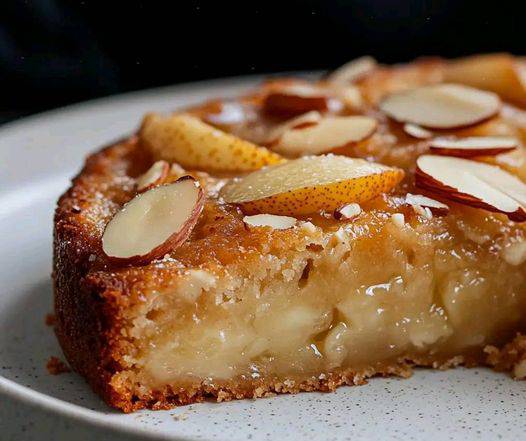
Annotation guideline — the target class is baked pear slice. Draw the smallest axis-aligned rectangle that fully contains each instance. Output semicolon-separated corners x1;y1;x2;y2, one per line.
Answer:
220;154;404;215
140;113;284;172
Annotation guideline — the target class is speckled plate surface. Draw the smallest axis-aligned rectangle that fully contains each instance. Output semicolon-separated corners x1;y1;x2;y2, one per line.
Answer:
1;76;526;441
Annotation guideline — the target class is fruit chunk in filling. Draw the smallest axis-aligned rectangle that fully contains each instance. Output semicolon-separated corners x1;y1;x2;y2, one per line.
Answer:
117;204;526;390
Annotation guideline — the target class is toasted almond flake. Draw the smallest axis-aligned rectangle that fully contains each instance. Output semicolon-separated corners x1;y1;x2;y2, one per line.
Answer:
412;205;433;219
203;101;249;125
265;111;322;144
334;203;362;220
330;85;364;110
404;193;449;216
220;155;404;216
513;359;526;379
243;214;297;230
263;84;342;117
102;176;205;265
186;269;217;289
379;84;501;129
445;53;526;107
429;136;518;157
331;227;348;244
273;116;378;156
326;56;378;85
140;113;284;171
391;213;405;228
416;155;526;221
501;240;526;266
403;123;433;139
136;160;169;192
300;221;318;235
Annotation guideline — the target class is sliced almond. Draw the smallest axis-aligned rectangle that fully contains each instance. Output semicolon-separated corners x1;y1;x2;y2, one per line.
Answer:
391;213;406;228
326;56;378;85
404;193;449;216
243;214;297;229
444;53;526;107
203;101;251;126
429;136;518;157
102;176;205;265
415;155;526;221
136;160;169;192
263;84;342;117
265;111;322;144
379;84;501;129
334;203;362;220
220;155;404;215
403;123;433;139
273;116;378;157
140;113;284;172
331;85;364;110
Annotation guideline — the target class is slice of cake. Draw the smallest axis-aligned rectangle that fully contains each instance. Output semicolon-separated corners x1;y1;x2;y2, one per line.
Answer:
53;54;526;412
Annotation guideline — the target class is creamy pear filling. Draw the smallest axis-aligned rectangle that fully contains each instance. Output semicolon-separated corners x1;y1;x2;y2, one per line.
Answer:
116;211;526;389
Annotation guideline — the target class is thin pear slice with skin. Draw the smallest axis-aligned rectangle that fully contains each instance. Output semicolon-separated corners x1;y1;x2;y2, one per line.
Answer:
140;113;284;172
444;53;526;107
136;160;169;192
220;155;404;215
429;136;518;158
325;56;378;85
379;84;501;129
272;116;378;157
415;155;526;221
102;176;205;265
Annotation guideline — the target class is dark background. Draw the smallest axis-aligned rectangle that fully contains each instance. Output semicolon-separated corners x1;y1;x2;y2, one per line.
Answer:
1;0;525;124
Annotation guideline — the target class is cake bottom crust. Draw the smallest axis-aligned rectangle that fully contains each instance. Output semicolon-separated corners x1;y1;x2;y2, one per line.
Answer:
105;338;526;412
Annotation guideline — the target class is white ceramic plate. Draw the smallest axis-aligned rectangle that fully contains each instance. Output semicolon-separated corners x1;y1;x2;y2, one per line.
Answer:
1;76;526;441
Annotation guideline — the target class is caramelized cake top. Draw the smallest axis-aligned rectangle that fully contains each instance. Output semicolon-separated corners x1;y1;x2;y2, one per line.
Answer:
55;54;526;294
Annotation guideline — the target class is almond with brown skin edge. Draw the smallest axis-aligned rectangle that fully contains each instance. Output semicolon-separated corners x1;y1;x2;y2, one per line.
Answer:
415;155;526;222
429;136;518;158
272;116;378;157
380;84;501;129
102;176;205;265
136;160;169;193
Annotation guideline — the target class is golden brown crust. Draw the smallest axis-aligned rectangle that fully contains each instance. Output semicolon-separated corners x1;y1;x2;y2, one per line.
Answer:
46;356;71;375
485;334;526;374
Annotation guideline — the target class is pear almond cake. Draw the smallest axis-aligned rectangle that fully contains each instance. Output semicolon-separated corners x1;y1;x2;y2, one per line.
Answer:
53;53;526;412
